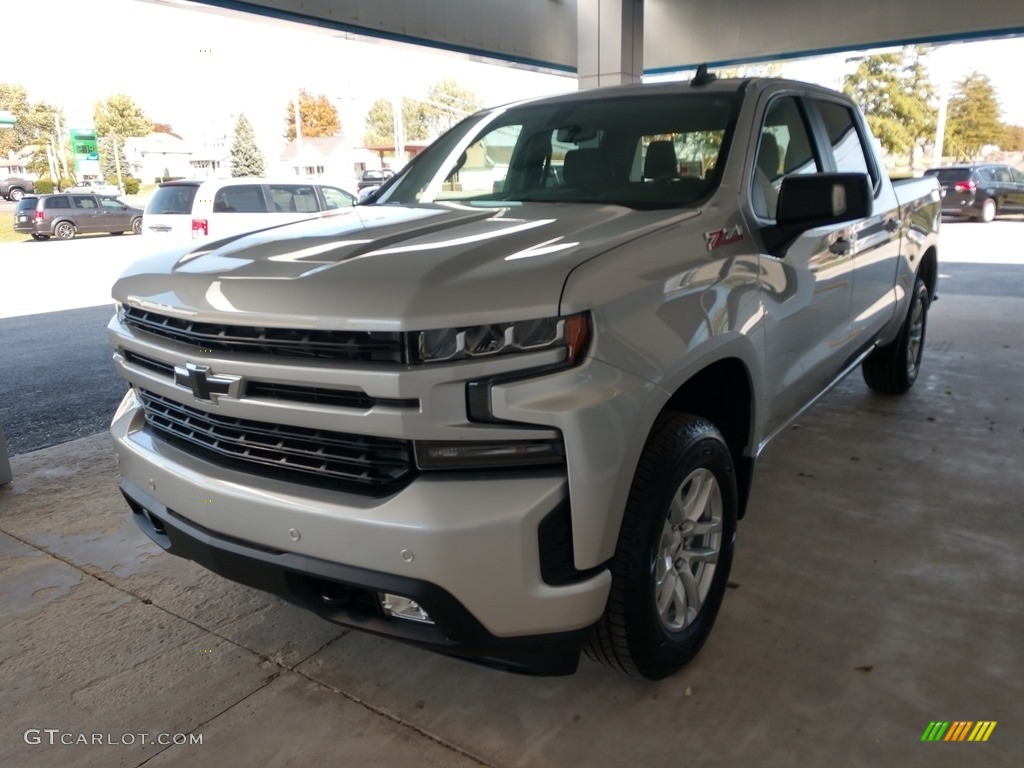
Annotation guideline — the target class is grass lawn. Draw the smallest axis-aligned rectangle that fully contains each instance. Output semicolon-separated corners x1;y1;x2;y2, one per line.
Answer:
0;216;31;244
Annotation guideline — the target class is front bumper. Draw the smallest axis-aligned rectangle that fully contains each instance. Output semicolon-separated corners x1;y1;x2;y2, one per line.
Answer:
111;389;612;673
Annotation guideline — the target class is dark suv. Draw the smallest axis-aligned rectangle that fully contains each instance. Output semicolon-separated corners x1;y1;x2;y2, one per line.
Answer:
923;163;1024;222
14;194;144;240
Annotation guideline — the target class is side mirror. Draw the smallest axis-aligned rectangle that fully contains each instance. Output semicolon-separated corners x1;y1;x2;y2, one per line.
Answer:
776;173;871;230
357;186;379;205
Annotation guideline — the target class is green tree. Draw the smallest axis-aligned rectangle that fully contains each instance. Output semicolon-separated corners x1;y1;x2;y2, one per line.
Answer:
1002;124;1024;152
99;136;128;182
283;89;341;141
944;72;1002;160
0;83;65;157
843;48;936;167
363;97;430;146
94;94;152;140
422;80;482;139
230;113;266;177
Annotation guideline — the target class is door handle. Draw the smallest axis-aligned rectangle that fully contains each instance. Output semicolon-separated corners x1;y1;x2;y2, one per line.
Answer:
884;218;901;233
830;238;853;256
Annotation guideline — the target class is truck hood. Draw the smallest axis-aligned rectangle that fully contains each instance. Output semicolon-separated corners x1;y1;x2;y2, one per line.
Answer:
113;203;697;330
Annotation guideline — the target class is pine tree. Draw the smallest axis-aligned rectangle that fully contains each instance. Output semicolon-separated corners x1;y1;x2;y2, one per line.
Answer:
99;136;127;182
944;72;1003;160
230;113;266;177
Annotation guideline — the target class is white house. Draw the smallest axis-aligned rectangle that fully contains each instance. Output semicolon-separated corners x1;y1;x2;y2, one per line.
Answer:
124;133;192;182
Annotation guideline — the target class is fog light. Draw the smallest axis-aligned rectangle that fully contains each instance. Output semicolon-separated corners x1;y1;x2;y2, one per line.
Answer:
379;593;434;624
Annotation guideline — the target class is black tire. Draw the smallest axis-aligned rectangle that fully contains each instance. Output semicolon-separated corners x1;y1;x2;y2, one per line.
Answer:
586;413;738;680
30;233;47;241
54;221;76;240
862;275;929;394
109;231;124;236
132;217;142;235
9;188;24;202
976;198;996;223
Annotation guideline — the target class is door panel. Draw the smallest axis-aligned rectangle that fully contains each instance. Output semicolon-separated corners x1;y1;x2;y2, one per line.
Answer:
812;98;901;347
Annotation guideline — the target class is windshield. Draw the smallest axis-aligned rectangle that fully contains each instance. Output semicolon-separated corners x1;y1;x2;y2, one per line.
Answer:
376;91;740;210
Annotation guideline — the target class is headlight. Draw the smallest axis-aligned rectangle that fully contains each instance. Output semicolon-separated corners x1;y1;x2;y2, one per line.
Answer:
411;312;591;365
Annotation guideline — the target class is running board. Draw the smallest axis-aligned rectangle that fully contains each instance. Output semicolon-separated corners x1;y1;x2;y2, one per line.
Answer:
755;342;879;458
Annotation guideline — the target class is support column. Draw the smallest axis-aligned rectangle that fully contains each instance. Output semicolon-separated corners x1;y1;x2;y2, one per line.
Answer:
577;0;644;90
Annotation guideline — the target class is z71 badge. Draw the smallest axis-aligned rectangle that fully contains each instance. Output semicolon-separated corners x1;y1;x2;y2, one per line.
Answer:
704;225;744;251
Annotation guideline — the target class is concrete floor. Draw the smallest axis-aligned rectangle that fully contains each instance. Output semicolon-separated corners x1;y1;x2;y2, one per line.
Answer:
2;225;1022;767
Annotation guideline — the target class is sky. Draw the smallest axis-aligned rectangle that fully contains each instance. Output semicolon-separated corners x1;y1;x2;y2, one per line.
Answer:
4;0;1024;160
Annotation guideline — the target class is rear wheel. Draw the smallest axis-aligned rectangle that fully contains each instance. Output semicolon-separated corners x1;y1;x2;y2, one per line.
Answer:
55;221;76;240
862;275;929;394
586;413;737;680
9;188;24;202
132;217;142;235
31;233;48;241
976;198;996;223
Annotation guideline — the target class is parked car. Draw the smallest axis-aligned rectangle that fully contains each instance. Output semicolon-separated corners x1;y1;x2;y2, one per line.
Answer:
14;194;143;240
923;163;1024;222
69;179;123;197
356;168;393;191
109;76;940;679
0;176;35;202
142;178;356;242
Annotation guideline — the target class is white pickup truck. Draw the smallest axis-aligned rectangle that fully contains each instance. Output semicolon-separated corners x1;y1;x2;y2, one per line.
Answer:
109;74;940;679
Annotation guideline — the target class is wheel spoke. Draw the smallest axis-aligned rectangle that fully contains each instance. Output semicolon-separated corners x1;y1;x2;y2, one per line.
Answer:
681;545;719;565
656;569;676;614
687;518;724;537
684;472;715;521
678;567;701;620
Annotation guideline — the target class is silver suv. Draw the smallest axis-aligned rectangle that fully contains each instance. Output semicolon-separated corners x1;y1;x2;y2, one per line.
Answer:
14;194;143;240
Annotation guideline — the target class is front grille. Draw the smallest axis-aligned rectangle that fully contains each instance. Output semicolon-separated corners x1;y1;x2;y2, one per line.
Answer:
137;389;414;495
122;351;418;411
124;307;407;363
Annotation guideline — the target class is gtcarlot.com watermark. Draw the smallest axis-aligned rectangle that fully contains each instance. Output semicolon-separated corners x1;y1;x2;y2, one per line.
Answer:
24;729;203;747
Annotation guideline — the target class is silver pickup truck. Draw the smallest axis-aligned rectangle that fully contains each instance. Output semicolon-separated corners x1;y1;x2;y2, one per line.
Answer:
109;75;939;679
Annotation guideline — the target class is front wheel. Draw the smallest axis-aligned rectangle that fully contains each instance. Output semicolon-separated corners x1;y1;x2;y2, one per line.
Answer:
586;413;738;680
862;275;929;394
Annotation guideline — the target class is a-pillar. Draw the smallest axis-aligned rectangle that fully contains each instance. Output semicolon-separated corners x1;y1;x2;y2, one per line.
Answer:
577;0;644;90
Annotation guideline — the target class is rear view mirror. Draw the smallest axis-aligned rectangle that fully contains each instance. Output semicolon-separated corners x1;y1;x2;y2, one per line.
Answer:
776;173;871;230
556;124;598;144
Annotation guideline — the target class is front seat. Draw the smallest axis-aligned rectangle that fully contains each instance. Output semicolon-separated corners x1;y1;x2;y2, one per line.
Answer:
643;140;678;180
755;132;781;218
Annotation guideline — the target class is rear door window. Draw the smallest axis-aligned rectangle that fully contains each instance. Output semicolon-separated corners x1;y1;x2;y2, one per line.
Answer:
72;196;98;209
213;185;267;213
814;99;878;189
267;184;320;213
148;185;199;214
44;196;71;209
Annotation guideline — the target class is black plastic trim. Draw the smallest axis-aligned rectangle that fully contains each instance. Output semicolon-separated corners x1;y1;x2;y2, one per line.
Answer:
121;479;590;675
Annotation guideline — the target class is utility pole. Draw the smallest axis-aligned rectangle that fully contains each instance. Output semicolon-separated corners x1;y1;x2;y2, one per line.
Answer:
933;82;949;168
294;93;303;176
53;114;69;179
391;96;404;170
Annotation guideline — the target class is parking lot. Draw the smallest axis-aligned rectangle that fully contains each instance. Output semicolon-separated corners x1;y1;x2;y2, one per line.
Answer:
1;219;1022;767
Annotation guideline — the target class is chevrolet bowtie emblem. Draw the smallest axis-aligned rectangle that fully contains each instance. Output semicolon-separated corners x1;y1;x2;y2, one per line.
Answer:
173;362;241;402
